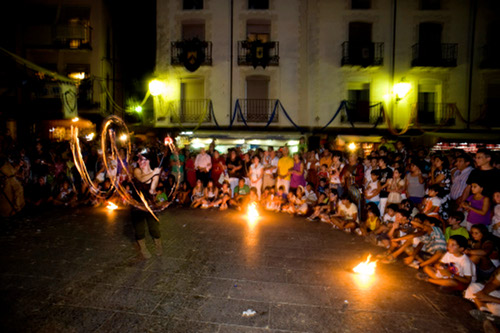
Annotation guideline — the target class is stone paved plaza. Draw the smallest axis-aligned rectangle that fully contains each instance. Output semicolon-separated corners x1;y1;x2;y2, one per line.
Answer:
0;206;484;332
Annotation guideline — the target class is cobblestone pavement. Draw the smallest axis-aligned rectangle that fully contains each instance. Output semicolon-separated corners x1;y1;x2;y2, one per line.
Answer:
0;206;484;332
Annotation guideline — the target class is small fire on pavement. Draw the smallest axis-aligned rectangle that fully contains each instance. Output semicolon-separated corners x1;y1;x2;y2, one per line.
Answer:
106;201;118;211
353;254;377;276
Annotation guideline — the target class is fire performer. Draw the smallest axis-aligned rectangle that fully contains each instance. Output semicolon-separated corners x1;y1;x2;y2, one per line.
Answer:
131;148;163;259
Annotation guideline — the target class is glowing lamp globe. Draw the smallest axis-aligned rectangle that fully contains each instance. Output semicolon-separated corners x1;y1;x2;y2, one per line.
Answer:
394;82;411;101
149;80;166;97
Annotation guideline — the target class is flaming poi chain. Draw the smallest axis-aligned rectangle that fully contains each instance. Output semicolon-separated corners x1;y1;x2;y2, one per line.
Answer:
70;115;180;221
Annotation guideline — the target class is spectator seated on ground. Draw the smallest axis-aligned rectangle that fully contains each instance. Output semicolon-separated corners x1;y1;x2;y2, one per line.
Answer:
307;188;336;222
174;181;191;206
378;209;415;262
417;235;475;292
371;204;400;248
213;181;232;210
191;179;205;208
229;178;250;210
27;176;53;207
53;179;77;207
421;184;442;218
304;183;318;208
385;216;446;267
330;194;358;232
359;203;381;237
465;266;500;325
445;211;469;241
201;180;219;208
155;185;169;206
466;224;500;283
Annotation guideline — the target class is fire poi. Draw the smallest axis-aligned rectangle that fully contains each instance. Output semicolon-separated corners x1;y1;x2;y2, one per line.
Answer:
70;115;179;220
353;254;377;276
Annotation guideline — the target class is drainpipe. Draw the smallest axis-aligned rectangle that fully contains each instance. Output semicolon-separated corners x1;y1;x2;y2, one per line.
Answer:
229;0;234;125
466;0;478;130
390;0;397;125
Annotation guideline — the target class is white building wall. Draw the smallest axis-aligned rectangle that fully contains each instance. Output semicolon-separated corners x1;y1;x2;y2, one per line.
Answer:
154;0;500;131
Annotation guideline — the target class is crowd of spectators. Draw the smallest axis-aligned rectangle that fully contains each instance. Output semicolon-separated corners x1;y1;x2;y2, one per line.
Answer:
1;130;500;328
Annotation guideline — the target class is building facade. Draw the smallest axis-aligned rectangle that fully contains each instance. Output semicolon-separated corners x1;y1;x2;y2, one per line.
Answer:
153;0;500;141
0;0;118;140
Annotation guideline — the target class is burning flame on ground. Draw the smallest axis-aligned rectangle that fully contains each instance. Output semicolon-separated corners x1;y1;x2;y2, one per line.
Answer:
247;202;260;225
106;201;118;210
353;254;377;276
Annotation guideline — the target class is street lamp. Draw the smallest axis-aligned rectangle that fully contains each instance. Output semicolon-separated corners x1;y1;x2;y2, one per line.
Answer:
148;79;166;97
394;80;411;102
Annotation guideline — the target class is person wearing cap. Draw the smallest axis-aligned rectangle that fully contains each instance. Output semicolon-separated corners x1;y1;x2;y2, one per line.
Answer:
131;148;163;259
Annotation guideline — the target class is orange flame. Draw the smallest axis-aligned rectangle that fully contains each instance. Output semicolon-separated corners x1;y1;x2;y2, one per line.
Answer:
247;202;260;225
353;254;377;276
106;201;118;210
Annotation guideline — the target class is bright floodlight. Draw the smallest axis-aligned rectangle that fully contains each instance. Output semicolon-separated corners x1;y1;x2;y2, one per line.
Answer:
348;142;357;151
72;117;79;122
135;105;143;112
149;80;166;96
394;82;411;101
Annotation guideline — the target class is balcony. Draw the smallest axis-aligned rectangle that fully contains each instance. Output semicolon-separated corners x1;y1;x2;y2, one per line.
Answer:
170;40;212;69
414;103;456;125
411;43;457;67
340;101;383;124
25;23;92;50
237;99;279;123
237;41;279;67
341;42;384;67
480;45;500;69
167;99;212;123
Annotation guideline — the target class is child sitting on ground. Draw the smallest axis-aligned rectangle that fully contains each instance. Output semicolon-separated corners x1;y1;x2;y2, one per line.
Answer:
330;194;358;232
316;178;328;196
382;204;399;224
444;211;469;241
359;203;381;237
421;184;442;218
417;235;475;292
306;191;330;221
386;216;446;268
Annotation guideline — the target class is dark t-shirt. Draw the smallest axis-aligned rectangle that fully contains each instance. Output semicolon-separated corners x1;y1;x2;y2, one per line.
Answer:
467;168;500;197
379;167;393;198
226;157;244;179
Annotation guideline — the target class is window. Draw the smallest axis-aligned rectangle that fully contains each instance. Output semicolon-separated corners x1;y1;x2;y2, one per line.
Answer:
485;84;500;125
352;0;371;10
248;0;269;10
179;78;207;122
245;76;271;122
247;20;271;42
183;0;203;10
417;80;442;124
421;0;440;10
347;82;370;122
182;21;205;40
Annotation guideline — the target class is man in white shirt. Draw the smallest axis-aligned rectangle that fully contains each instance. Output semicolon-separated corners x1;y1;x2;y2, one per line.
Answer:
263;147;279;190
195;148;212;186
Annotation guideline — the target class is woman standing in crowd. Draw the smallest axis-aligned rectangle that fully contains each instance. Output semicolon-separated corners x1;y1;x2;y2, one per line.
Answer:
289;153;306;193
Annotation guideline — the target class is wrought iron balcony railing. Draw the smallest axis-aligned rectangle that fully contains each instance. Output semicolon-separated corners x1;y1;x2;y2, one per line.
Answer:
341;42;384;67
480;45;500;69
414;103;456;125
411;43;457;67
170;40;213;67
237;41;279;67
25;23;92;49
237;99;279;123
340;101;383;124
168;99;212;123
